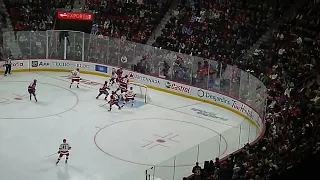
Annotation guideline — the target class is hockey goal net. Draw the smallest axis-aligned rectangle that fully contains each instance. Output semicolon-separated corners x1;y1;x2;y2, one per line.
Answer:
128;81;150;103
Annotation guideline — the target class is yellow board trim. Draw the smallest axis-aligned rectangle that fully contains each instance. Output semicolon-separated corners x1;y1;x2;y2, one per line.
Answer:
1;69;260;129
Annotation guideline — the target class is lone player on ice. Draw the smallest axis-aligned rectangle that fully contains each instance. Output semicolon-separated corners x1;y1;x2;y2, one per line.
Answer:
56;139;71;165
70;68;81;88
28;79;38;102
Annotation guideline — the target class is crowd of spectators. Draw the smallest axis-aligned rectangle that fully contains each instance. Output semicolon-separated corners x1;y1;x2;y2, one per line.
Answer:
188;1;320;180
2;0;320;179
87;0;174;44
3;0;74;31
152;0;289;61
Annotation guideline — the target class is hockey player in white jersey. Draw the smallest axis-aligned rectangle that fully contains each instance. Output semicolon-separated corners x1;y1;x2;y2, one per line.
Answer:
70;68;80;88
121;87;136;107
56;139;71;165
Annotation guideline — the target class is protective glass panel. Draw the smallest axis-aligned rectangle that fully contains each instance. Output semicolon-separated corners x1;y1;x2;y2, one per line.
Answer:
66;31;84;61
152;157;176;180
207;60;222;91
30;31;47;59
85;34;108;63
191;56;207;88
2;31;15;58
107;37;121;67
171;52;193;85
119;39;136;69
47;30;64;59
16;31;31;59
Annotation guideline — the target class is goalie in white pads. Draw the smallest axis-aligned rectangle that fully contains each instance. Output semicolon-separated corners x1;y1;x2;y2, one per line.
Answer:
122;87;136;107
70;68;81;88
56;138;71;165
96;81;110;100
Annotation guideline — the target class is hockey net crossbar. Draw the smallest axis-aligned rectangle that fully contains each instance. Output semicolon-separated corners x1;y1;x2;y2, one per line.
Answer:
128;81;149;103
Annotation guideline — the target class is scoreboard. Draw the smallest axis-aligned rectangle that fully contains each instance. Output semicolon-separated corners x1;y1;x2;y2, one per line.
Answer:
54;11;93;33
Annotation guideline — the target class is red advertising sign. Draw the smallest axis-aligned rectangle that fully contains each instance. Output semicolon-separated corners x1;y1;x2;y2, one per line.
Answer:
165;81;191;94
57;12;93;21
128;72;135;79
2;62;23;67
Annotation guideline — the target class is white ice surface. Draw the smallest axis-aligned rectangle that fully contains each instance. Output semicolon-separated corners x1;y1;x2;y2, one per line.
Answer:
0;72;258;180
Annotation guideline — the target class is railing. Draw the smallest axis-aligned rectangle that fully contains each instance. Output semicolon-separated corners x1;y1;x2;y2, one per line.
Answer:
2;30;267;179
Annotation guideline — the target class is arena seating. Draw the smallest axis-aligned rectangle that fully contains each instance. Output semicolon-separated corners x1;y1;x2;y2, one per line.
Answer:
152;0;283;61
2;0;320;179
86;0;174;43
187;1;320;179
3;0;74;31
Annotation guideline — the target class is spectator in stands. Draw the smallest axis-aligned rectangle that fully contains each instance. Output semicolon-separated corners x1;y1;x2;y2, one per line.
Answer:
192;162;202;180
87;0;175;44
190;1;320;180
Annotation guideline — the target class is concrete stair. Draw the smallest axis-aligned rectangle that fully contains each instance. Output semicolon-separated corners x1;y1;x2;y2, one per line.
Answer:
146;0;180;45
0;4;22;59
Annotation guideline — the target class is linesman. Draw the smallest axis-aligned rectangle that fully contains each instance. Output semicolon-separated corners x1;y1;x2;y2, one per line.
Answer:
4;56;12;76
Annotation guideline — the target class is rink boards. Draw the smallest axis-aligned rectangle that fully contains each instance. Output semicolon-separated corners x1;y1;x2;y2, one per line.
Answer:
0;59;265;134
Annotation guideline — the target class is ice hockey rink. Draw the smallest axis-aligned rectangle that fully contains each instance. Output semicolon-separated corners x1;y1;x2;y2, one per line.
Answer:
0;72;258;180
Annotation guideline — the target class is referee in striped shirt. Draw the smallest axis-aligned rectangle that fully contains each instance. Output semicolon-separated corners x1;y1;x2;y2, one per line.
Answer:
4;56;12;76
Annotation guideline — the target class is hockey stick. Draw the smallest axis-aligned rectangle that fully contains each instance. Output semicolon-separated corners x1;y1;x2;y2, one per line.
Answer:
44;152;57;157
99;102;109;107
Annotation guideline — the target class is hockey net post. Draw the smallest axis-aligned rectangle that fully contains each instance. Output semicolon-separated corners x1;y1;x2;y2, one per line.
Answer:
128;81;149;103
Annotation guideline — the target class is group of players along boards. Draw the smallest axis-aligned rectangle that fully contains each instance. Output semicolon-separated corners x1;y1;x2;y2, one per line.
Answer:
27;67;136;112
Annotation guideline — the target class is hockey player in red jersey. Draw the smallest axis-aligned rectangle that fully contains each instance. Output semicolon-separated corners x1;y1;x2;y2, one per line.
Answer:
108;91;121;111
116;67;123;82
96;81;110;100
121;87;135;107
118;75;129;94
56;139;71;165
28;79;38;102
70;68;80;88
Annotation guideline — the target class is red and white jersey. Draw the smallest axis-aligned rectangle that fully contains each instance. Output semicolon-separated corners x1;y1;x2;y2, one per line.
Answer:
125;90;135;99
110;94;120;102
28;82;36;91
119;77;129;88
116;69;123;78
59;143;71;153
100;83;109;92
71;70;80;79
111;71;117;79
